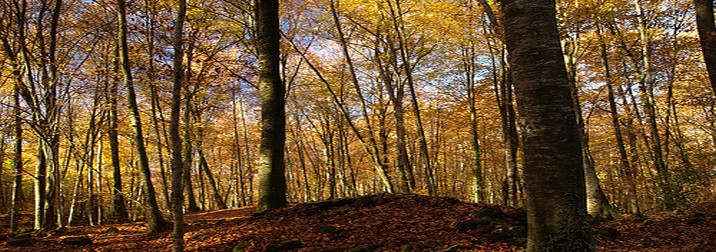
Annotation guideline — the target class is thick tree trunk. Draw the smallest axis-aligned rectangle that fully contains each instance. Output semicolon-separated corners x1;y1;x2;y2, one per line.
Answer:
501;0;593;250
34;145;46;230
118;0;170;235
695;0;716;94
256;0;288;213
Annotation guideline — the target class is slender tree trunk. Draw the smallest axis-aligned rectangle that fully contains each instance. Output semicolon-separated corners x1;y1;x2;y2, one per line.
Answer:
118;0;170;234
34;144;46;230
182;38;200;213
502;0;593;250
492;45;519;207
109;44;129;223
10;88;24;232
256;0;288;213
463;42;484;202
95;133;104;225
145;0;171;209
375;31;413;193
695;0;716;94
597;26;639;215
635;0;674;211
198;149;228;209
563;31;616;220
170;0;186;248
328;0;395;193
231;85;246;206
386;0;434;195
238;94;254;205
4;33;25;232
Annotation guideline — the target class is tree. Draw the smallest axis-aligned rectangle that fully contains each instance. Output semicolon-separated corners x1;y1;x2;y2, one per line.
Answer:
256;0;288;213
695;0;716;95
118;0;170;234
170;0;187;249
501;0;593;250
109;45;129;223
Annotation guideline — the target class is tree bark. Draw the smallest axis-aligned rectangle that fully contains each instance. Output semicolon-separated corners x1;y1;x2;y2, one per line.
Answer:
109;44;129;223
170;0;187;248
10;88;23;232
501;0;593;250
182;37;200;213
695;0;716;95
256;0;288;213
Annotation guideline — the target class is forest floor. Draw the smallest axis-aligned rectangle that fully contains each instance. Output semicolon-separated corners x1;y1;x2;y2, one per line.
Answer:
1;194;715;251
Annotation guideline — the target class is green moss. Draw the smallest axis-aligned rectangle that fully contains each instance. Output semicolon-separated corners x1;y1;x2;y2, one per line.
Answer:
232;240;251;252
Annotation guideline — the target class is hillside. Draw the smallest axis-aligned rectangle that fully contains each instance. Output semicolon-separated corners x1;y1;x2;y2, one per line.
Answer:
1;194;715;251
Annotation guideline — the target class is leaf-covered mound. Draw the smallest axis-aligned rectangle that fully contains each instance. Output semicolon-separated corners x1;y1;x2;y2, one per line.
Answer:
1;194;715;251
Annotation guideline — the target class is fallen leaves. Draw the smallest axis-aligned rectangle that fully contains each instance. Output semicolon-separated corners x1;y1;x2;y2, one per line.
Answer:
1;194;714;251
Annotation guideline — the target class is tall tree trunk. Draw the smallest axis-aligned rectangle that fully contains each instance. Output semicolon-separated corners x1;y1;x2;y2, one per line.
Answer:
256;0;288;213
463;41;483;202
635;0;674;211
502;0;593;250
563;30;616;220
182;39;200;213
239;94;255;205
10;83;24;232
34;145;46;230
231;85;247;206
375;30;413;193
170;0;187;248
118;0;170;234
492;45;519;207
386;0;435;195
95;133;104;225
695;0;716;94
109;44;129;223
3;30;26;232
329;0;395;193
144;0;171;209
597;26;639;215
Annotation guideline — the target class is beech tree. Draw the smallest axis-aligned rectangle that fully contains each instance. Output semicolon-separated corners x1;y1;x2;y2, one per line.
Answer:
118;0;170;234
501;0;593;250
695;0;716;94
256;0;288;213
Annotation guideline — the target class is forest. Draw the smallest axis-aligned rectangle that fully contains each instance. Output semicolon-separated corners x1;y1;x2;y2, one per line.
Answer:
1;0;716;251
